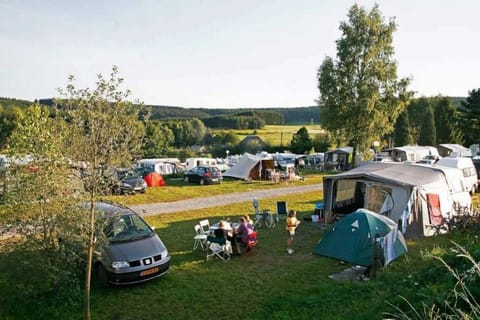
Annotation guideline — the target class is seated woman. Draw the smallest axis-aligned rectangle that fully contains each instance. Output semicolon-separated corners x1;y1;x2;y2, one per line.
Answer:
235;217;257;252
242;214;254;229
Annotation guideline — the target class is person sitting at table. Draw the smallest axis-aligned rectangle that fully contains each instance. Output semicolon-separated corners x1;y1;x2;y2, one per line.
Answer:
214;220;240;255
235;217;255;252
242;214;254;229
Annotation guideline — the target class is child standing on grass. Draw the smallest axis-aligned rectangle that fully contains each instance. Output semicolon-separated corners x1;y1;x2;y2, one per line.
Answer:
286;210;300;254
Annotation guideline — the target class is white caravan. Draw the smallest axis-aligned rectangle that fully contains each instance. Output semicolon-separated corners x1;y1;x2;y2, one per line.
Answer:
436;157;478;194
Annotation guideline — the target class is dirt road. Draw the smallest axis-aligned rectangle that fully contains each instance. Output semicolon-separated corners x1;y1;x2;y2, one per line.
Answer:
131;183;323;217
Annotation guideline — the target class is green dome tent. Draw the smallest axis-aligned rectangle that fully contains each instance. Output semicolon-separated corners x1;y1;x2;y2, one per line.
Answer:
313;209;407;267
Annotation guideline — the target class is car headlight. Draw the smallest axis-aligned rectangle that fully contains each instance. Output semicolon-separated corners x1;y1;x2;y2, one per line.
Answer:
122;182;132;188
161;250;169;259
111;261;130;269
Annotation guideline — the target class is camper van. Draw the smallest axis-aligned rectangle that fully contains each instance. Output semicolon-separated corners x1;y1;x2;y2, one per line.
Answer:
436;157;478;194
134;158;182;176
185;158;218;171
386;146;440;163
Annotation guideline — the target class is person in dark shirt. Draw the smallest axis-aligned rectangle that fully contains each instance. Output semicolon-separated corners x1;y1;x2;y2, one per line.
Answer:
214;220;240;255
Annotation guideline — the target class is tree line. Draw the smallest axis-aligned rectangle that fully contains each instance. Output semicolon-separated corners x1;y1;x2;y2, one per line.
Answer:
24;98;320;125
3;94;478;161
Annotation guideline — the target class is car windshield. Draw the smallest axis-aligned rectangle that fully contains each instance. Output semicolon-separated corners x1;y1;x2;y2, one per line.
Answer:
117;169;139;179
104;213;153;243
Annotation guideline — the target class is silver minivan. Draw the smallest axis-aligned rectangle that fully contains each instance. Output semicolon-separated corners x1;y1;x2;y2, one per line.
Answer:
92;201;171;285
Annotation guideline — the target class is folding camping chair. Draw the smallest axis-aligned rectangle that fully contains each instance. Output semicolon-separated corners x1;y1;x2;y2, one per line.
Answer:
426;193;448;235
206;235;232;262
276;201;288;215
246;231;258;252
193;224;208;251
199;219;211;236
275;201;288;222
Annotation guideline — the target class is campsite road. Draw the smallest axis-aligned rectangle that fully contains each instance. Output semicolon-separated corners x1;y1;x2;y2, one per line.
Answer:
131;183;323;217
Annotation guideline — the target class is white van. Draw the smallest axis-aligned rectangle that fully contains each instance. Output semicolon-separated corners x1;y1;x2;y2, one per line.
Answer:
436;157;478;194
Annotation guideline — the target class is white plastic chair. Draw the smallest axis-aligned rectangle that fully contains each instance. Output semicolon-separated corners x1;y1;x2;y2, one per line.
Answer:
193;224;208;251
199;219;210;235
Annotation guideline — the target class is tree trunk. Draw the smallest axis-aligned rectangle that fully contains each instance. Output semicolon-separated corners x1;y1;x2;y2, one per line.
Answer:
84;201;95;320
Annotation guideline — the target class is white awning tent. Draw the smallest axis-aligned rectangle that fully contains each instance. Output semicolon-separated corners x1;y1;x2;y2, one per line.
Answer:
223;153;275;180
322;162;471;238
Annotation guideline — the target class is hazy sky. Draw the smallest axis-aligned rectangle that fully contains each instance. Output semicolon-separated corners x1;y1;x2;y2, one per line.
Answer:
1;0;478;108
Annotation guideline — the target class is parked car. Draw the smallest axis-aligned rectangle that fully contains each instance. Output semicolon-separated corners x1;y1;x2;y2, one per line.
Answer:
90;201;171;286
109;168;147;195
82;167;147;195
183;165;223;185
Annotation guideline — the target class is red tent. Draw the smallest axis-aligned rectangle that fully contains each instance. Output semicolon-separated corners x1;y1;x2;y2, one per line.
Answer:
143;172;166;187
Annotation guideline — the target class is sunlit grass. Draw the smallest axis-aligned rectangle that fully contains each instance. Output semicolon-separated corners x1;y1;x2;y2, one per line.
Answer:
105;171;325;206
2;172;479;319
214;124;324;145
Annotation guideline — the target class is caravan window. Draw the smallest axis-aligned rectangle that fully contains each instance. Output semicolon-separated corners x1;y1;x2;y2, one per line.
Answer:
332;180;366;214
335;179;356;203
366;185;393;215
462;167;476;178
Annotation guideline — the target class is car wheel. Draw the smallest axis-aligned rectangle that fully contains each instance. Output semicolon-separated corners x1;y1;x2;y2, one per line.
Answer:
200;179;205;185
184;176;189;183
95;264;109;288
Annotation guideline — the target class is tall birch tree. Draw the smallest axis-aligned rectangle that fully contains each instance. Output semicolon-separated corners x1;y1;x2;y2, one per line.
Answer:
57;66;147;320
317;4;411;166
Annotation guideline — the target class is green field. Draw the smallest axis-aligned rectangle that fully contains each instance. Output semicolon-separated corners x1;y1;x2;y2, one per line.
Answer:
216;125;325;146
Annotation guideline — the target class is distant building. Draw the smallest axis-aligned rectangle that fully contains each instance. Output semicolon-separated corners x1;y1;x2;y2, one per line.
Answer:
238;135;267;153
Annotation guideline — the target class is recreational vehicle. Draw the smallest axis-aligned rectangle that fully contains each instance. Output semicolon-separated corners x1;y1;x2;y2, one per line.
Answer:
134;158;182;176
436;157;478;194
185;157;218;171
385;146;439;163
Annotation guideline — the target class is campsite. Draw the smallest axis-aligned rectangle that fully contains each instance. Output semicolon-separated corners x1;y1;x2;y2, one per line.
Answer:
1;173;479;319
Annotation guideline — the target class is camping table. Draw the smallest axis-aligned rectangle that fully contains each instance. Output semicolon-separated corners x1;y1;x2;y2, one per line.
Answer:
209;222;238;235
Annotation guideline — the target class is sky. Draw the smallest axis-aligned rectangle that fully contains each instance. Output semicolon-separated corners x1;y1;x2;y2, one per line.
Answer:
0;0;479;108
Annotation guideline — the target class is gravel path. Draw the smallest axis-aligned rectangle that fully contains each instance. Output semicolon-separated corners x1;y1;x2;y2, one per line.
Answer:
131;183;323;217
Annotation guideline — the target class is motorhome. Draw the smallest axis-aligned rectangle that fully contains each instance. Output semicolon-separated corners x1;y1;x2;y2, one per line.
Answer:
384;145;439;163
134;158;183;176
184;157;218;171
436;157;478;194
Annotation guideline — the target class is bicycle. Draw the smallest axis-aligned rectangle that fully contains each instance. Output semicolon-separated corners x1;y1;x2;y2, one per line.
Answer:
252;197;278;229
253;209;278;229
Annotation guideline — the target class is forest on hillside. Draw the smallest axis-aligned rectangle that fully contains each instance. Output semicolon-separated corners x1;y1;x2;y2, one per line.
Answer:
0;97;320;125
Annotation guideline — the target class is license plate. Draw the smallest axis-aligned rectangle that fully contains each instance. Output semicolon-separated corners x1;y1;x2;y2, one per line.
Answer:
140;267;159;276
211;179;218;182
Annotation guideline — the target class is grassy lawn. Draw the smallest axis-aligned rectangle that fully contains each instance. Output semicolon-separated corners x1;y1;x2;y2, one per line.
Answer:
84;191;477;320
1;173;478;319
104;169;325;206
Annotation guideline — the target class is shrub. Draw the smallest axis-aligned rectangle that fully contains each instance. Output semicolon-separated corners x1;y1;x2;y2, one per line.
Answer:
385;238;480;319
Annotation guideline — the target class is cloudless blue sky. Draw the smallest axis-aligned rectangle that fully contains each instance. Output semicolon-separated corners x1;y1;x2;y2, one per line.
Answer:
1;0;479;107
